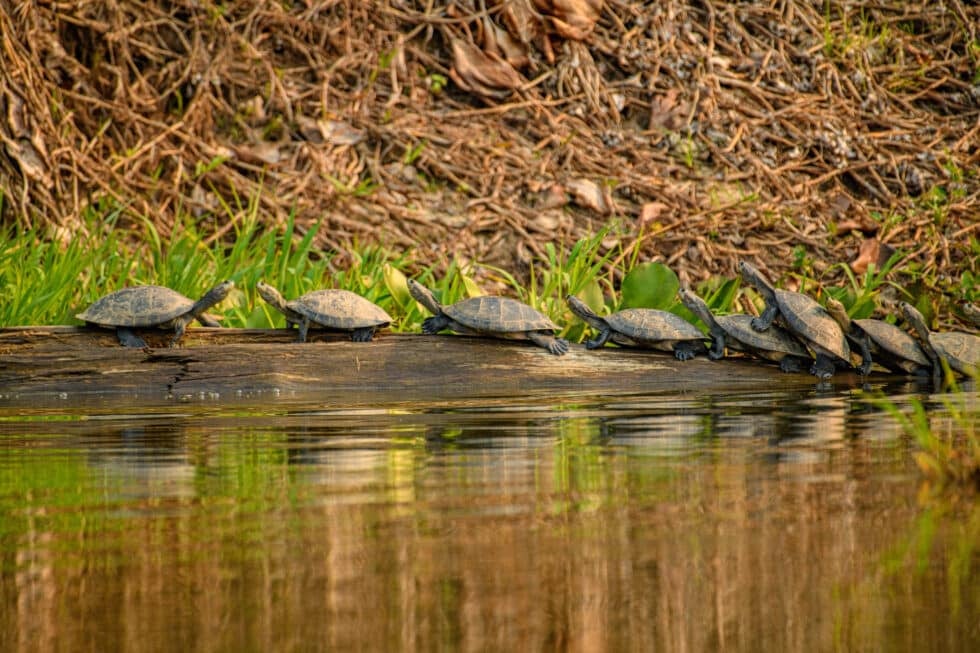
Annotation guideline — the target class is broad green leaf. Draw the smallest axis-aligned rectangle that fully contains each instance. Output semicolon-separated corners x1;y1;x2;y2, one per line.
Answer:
578;280;605;314
382;264;413;310
706;277;740;312
461;273;483;298
620;262;679;310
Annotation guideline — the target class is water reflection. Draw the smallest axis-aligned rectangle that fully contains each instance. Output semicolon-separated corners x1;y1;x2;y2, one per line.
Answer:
0;386;977;652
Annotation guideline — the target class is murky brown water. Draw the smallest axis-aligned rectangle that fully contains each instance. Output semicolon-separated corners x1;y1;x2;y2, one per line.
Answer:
1;382;977;652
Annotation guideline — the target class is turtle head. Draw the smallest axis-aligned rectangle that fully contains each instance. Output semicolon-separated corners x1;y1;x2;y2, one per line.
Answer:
677;288;714;326
190;280;235;316
737;260;775;299
900;302;930;342
823;297;851;331
208;280;235;299
256;281;288;311
564;294;596;320
407;279;442;315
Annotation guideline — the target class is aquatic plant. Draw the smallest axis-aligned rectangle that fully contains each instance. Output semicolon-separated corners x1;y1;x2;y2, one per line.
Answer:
873;389;979;489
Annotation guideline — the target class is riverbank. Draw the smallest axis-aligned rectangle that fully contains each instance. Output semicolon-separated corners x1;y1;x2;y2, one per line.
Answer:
1;1;977;319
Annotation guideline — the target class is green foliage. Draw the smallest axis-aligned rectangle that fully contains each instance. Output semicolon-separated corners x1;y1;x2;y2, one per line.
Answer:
871;391;979;489
620;262;679;311
826;250;904;320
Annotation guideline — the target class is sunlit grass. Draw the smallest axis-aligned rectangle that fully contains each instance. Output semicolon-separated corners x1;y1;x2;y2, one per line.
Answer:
0;213;741;336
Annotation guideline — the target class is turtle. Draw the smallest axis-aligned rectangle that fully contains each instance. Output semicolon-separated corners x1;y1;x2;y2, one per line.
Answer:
964;303;980;328
678;288;811;371
256;281;392;342
565;294;707;360
738;260;851;380
76;281;234;348
407;279;568;355
900;302;979;381
824;297;931;377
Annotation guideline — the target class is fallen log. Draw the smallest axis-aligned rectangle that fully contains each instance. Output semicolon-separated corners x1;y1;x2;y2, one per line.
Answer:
0;326;853;410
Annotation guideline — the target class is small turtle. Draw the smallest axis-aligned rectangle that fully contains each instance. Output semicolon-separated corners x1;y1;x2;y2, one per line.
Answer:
901;302;979;380
824;298;931;376
408;279;568;355
256;281;392;342
964;303;980;328
738;261;851;380
678;288;811;371
76;281;234;348
565;295;706;360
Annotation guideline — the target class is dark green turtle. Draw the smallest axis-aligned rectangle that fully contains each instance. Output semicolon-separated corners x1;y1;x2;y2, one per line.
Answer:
901;302;979;380
256;281;392;342
408;279;568;355
565;295;706;360
76;281;234;348
678;288;810;371
824;298;930;376
738;260;851;380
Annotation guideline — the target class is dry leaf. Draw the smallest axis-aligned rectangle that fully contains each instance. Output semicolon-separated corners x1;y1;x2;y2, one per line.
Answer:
639;201;669;223
649;89;681;130
319;119;365;145
535;183;568;210
535;0;603;40
483;17;531;69
851;238;895;274
566;178;611;214
450;39;523;99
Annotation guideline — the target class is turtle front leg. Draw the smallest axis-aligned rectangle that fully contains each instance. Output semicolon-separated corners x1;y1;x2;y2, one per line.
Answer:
585;327;612;350
708;332;726;360
350;327;375;342
297;317;311;343
673;341;701;361
809;353;836;380
854;334;873;376
116;327;148;348
527;331;569;355
422;314;451;335
779;355;809;373
751;303;779;332
169;317;190;347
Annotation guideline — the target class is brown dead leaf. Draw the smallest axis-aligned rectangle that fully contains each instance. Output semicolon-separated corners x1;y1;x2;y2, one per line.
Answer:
851;238;896;274
639;201;669;224
534;183;568;210
501;0;544;46
483;17;531;69
449;38;523;99
535;0;603;40
319;120;365;146
566;178;611;215
649;89;682;130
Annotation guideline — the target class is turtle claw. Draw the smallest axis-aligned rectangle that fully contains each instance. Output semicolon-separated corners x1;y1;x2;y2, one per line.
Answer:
350;328;374;342
548;338;570;356
674;347;696;361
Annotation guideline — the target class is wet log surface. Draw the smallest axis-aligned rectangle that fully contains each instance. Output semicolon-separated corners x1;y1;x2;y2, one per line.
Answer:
0;326;855;410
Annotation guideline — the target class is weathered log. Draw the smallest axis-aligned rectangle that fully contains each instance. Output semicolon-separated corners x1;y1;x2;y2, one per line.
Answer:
0;326;849;410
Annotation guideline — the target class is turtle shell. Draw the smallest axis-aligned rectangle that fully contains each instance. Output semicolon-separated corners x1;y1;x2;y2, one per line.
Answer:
717;314;809;356
606;308;703;342
76;285;196;327
289;290;392;330
775;290;850;360
444;296;557;333
856;318;930;367
930;331;979;375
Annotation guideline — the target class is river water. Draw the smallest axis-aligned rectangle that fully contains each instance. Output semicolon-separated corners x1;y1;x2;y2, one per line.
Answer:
0;382;977;652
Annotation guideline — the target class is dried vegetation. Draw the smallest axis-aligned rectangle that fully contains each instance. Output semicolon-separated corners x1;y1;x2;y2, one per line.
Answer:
1;1;978;318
